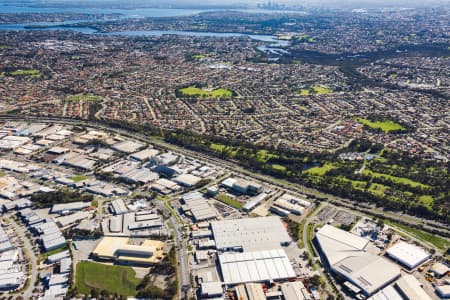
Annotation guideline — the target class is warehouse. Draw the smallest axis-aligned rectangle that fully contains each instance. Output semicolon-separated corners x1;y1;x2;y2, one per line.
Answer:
315;225;400;297
92;237;164;266
395;274;432;300
218;249;296;285
112;140;144;153
51;202;90;215
386;241;430;269
211;216;291;252
429;262;449;278
55;211;90;228
235;283;266;300
0;271;24;289
201;282;223;298
243;192;270;212
110;199;128;215
181;192;217;222
120;168;159;184
130;148;159;161
173;173;202;187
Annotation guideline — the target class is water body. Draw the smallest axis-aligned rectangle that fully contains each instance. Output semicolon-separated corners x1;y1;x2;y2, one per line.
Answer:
0;4;205;18
0;4;298;53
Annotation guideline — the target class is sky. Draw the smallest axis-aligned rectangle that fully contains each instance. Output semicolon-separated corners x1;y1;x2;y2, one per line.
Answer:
3;0;449;8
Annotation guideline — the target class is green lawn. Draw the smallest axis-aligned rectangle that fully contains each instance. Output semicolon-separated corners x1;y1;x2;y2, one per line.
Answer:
299;86;332;95
71;175;90;182
10;69;41;78
191;54;207;60
305;163;335;176
40;244;68;259
210;143;227;151
65;93;102;102
418;195;434;209
356;118;405;133
76;261;141;296
179;86;234;98
271;164;286;171
364;169;429;189
368;183;387;197
295;35;316;43
255;149;278;162
216;194;243;209
385;220;450;252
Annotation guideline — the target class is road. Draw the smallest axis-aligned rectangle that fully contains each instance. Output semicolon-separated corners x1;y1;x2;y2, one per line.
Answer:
8;215;38;300
301;204;341;299
152;196;190;299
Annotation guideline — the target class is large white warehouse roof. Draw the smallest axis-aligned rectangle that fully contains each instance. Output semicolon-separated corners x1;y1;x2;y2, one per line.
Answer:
386;241;430;269
219;249;296;285
211;216;291;252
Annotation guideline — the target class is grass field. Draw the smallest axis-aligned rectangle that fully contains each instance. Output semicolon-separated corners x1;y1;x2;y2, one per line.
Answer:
65;93;102;102
364;169;429;189
418;195;434;208
271;164;287;171
216;193;243;209
191;54;207;60
39;244;69;260
255;149;278;162
76;261;140;296
305;163;335;176
356;118;405;133
385;220;450;252
299;86;332;95
179;86;234;98
10;69;42;78
71;175;90;182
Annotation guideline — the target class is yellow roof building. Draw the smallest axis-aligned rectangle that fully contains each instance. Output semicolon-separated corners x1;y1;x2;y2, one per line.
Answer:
92;237;164;265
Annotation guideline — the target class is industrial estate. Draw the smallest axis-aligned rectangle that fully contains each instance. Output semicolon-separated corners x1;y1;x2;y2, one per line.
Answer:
0;119;447;300
0;1;449;300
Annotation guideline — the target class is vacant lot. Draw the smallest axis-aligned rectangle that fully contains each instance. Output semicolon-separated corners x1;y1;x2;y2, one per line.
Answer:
76;261;141;296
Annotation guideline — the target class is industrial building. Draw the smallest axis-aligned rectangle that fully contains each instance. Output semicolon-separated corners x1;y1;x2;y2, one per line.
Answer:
235;283;266;300
395;274;432;300
112;140;144;153
51;202;90;215
429;262;449;278
218;249;296;285
386;241;430;269
211;216;291;252
173;173;202;187
271;193;311;216
92;237;164;266
181;192;217;222
130;148;159;161
109;199;128;215
315;225;400;297
221;177;263;195
200;281;223;298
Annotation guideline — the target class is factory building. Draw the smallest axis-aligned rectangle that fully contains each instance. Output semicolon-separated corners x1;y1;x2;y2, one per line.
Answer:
315;225;400;297
211;216;291;252
386;241;430;270
92;237;164;266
